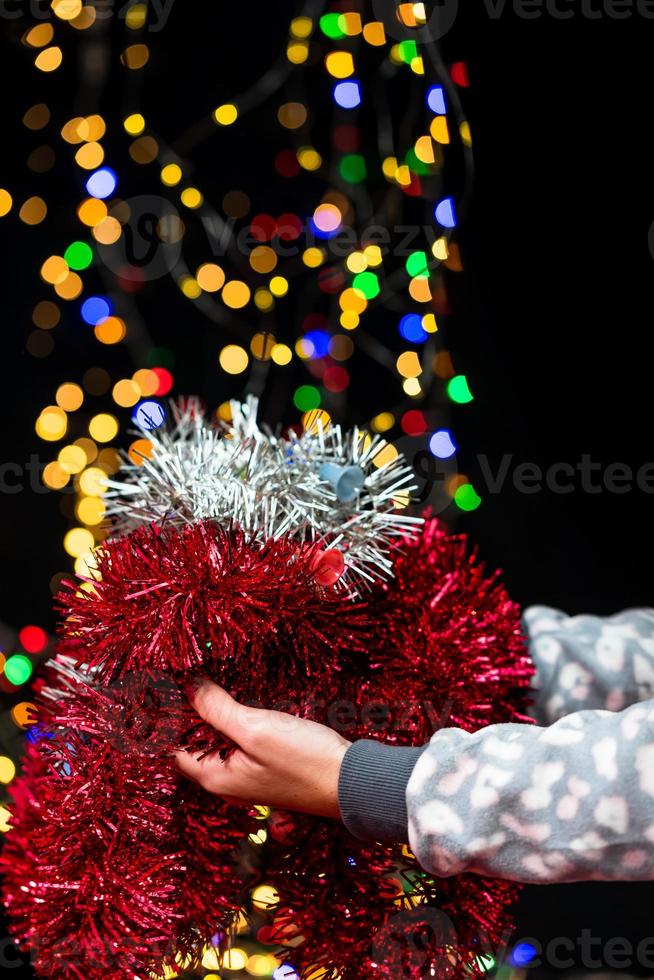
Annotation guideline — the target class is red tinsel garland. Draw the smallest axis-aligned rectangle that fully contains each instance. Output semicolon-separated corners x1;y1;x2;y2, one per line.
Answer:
1;518;534;980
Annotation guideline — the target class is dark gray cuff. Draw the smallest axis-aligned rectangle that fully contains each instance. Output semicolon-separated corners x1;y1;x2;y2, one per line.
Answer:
337;739;425;844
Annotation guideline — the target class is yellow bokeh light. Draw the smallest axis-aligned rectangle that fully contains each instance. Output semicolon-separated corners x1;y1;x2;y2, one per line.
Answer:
277;102;307;130
303;409;331;434
64;527;95;558
129;135;159;164
196;263;225;292
56;383;84;412
128;438;154;465
74;550;100;578
382;156;398;180
409;276;432;303
0;757;16;785
340;310;360;330
180;187;203;209
35;407;67;445
213;103;238;126
23;103;50;130
70;5;96;29
346;252;367;273
113;379;141;408
0;806;12;833
271;343;292;366
89;413;119;443
121;44;150;69
24;23;54;48
396;164;412;186
79;467;108;496
339;12;363;34
75;141;105;170
396;351;422;378
52;0;82;20
363;244;383;267
423;313;438;333
371;412;395;433
430;116;450;144
250;332;275;361
132;369;159;396
124;113;146;136
249;245;277;274
302;247;325;268
251;884;280;911
55;272;83;301
222;280;251;309
403;377;422;396
297;146;322;171
219;345;249;375
61;117;86;144
74;438;97;464
58;446;86;476
161;163;182;187
179;276;202;300
363;21;386;45
325;51;355;79
78;115;106;141
0;189;13;218
19;196;47;226
42;461;70;489
460;120;473;146
77;496;106;526
95;316;126;345
35;46;63;72
254;288;274;311
247;954;281;976
291;15;313;37
432;237;449;261
339;288;367;314
125;2;147;28
41;255;69;285
372;442;399;469
415;135;435;164
10;702;37;729
92;216;122;245
287;42;309;64
77;197;108;227
269;276;288;297
201;948;221;971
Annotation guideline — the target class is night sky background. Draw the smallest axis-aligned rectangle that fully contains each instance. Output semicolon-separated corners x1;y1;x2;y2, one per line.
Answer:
1;1;653;976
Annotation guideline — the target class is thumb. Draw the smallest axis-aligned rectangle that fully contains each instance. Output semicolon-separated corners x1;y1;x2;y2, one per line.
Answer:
188;679;254;743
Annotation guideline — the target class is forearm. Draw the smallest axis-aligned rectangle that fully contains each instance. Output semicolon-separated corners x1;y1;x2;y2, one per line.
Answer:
406;698;654;883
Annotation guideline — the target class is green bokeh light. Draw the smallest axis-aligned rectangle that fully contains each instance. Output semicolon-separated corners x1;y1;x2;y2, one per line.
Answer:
455;484;482;512
293;385;321;412
398;40;418;63
4;654;33;686
64;241;93;271
320;13;345;38
339;154;367;183
406;251;430;278
352;271;380;299
447;374;474;404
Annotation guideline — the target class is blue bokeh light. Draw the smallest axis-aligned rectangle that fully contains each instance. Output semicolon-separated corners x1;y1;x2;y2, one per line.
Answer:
334;80;361;109
132;401;167;431
85;167;117;200
81;296;112;325
429;429;457;459
434;196;457;228
304;329;330;358
427;85;447;114
511;942;538;967
399;313;428;343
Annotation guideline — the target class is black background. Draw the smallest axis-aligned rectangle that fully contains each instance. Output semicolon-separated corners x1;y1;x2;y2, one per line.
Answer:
1;1;653;976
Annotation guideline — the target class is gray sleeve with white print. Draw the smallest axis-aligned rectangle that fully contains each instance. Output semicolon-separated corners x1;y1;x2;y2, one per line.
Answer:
405;607;654;883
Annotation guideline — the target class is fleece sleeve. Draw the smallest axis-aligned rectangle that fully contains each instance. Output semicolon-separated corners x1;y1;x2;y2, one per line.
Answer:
339;607;654;884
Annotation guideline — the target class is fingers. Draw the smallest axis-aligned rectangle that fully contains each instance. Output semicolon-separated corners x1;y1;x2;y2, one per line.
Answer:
189;679;254;744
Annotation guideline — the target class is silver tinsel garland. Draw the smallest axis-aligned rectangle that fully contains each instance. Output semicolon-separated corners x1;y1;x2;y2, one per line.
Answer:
105;397;422;588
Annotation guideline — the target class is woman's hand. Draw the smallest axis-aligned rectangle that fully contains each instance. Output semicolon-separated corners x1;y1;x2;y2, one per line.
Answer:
175;680;351;819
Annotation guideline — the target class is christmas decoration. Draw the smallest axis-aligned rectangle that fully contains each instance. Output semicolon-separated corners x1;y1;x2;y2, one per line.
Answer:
1;402;534;980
